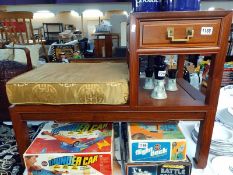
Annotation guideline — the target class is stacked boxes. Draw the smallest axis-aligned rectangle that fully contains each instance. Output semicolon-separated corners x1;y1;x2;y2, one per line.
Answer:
125;122;191;175
24;122;113;175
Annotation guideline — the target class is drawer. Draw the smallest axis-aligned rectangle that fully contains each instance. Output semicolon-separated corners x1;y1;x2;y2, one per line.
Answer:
140;19;221;48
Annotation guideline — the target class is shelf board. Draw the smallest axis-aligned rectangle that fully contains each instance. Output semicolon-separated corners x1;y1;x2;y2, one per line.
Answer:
45;32;61;34
138;78;207;110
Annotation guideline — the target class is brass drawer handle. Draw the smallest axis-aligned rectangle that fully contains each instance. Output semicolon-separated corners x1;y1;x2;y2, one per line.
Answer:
167;27;194;42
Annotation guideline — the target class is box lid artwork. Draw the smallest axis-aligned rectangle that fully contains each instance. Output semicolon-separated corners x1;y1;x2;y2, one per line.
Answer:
126;159;192;175
129;123;185;141
128;123;187;162
25;122;113;154
24;122;113;175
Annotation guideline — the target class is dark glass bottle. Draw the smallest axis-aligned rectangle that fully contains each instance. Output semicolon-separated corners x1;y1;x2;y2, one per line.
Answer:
154;56;167;80
183;67;191;83
144;66;155;90
168;69;177;79
145;67;154;78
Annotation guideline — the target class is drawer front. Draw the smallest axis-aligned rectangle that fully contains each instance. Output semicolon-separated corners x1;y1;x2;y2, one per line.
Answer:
140;19;221;48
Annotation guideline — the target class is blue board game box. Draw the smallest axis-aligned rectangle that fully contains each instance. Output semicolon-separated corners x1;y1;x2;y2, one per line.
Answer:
128;123;187;162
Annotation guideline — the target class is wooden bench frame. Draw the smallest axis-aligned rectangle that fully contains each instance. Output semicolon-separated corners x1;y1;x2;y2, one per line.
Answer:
9;11;232;170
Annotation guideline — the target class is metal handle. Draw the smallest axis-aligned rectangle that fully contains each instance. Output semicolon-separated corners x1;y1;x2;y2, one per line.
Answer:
167;27;194;42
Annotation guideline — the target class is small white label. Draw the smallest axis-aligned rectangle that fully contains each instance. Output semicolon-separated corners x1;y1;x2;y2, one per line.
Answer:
158;71;166;77
138;142;148;149
131;24;136;33
201;27;213;35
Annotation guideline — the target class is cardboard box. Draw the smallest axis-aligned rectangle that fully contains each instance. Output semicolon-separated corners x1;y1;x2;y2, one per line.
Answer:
128;123;186;162
24;122;113;175
126;160;192;175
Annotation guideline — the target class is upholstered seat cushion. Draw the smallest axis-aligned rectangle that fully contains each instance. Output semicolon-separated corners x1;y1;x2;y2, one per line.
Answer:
6;63;129;105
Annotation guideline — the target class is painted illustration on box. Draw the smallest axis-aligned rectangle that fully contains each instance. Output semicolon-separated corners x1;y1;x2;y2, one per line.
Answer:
24;122;113;175
127;162;191;175
130;123;185;140
131;142;171;162
157;163;191;175
129;123;186;162
25;154;112;175
127;165;157;175
171;141;186;160
26;122;112;154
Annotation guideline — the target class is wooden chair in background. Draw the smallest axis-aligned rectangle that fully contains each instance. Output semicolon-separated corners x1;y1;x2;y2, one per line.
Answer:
0;11;49;65
0;11;48;121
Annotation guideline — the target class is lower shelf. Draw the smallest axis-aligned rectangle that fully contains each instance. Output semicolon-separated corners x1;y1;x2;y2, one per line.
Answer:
138;78;207;110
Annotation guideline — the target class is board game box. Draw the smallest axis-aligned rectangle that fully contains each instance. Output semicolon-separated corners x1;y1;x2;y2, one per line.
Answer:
128;123;187;162
24;122;113;175
126;159;192;175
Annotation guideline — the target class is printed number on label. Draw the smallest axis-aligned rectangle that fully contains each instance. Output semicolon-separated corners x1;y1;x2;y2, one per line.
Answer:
138;143;148;149
201;27;213;35
158;71;166;77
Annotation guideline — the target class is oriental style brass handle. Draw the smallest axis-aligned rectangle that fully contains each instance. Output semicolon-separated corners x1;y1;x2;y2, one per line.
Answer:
167;27;194;42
